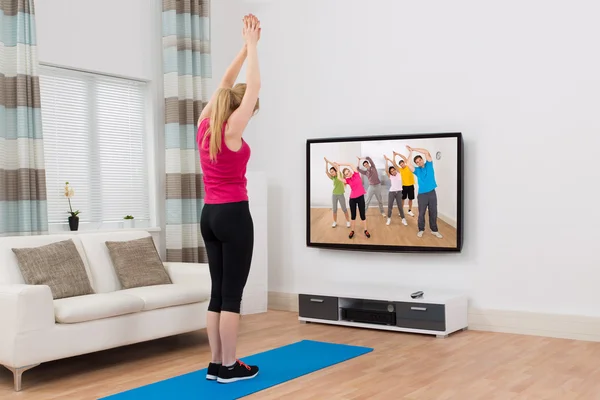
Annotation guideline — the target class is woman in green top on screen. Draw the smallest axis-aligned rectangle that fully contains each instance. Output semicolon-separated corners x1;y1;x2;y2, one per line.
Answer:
325;157;351;228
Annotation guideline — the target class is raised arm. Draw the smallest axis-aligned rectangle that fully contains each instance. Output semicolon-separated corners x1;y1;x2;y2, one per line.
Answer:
356;156;367;174
332;163;347;183
198;18;251;124
389;152;403;170
338;162;357;172
225;16;261;139
408;146;432;162
366;156;375;169
406;149;416;172
383;156;391;177
393;150;408;164
324;157;333;178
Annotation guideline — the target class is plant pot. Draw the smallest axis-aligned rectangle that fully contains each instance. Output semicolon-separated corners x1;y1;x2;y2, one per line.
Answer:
123;219;135;229
68;216;79;231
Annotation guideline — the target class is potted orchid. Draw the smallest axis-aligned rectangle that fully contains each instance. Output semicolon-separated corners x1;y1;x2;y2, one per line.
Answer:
64;182;81;231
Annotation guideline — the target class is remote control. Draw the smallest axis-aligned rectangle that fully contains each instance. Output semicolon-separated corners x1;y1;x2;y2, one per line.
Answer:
410;291;424;299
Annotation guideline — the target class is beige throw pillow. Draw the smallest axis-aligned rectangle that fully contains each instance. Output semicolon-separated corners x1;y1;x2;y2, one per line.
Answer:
12;239;95;300
105;236;172;289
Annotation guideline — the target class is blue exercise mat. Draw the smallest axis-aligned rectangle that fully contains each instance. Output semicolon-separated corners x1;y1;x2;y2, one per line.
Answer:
100;339;373;400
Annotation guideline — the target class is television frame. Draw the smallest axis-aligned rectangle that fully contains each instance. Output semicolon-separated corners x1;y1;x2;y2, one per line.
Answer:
306;132;464;253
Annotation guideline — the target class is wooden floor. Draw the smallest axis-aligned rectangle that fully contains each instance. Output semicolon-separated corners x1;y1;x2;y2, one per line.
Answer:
2;310;600;399
310;207;457;248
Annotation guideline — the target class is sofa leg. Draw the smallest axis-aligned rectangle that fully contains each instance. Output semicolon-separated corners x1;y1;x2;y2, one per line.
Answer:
4;364;40;391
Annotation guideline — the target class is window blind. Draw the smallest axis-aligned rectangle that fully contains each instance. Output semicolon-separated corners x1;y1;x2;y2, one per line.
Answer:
39;66;150;227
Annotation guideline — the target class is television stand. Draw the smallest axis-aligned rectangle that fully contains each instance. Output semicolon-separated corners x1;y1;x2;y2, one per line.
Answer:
298;288;468;338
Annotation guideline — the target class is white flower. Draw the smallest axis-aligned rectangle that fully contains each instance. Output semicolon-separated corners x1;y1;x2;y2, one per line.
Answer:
64;183;75;198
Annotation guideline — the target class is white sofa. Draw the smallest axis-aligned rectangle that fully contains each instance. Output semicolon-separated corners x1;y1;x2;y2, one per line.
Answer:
0;230;211;392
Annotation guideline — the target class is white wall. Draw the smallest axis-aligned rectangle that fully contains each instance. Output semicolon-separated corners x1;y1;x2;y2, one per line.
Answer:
35;0;160;81
215;0;600;317
241;172;269;314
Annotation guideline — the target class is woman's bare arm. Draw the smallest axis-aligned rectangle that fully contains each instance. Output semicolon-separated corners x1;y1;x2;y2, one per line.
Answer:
198;44;248;125
324;157;333;178
390;152;403;170
226;16;261;139
383;156;391;177
333;163;347;183
338;162;357;173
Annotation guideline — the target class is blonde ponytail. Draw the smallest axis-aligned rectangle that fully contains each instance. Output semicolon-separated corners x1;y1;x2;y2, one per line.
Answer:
206;88;233;161
202;84;254;161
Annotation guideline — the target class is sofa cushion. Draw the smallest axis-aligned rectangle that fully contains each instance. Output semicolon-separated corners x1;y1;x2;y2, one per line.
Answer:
0;234;92;286
105;236;172;289
77;231;157;293
54;292;145;324
11;239;95;300
119;284;209;311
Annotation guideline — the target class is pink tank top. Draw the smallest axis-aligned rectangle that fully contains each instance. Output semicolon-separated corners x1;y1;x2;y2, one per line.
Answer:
346;172;366;199
197;118;251;204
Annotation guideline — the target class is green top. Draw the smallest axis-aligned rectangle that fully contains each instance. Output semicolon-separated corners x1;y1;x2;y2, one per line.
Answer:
331;176;345;195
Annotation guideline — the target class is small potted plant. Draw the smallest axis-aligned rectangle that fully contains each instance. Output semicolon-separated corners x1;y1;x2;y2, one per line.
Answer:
123;215;135;229
64;182;81;231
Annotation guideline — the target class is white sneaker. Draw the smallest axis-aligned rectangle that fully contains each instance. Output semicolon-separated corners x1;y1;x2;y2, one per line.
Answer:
346;221;351;228
381;213;386;218
386;218;391;226
408;210;415;217
402;218;408;226
417;231;424;238
332;222;337;228
432;231;443;239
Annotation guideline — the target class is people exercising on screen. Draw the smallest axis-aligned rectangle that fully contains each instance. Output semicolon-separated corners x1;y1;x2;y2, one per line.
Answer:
392;151;416;217
357;156;385;218
406;146;443;239
384;155;408;227
324;157;350;228
333;162;370;239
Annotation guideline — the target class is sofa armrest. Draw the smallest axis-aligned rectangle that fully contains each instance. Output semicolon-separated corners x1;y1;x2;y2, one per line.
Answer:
163;262;211;288
0;284;55;366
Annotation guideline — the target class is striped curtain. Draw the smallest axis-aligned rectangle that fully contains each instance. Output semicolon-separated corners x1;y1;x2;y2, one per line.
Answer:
0;0;47;236
162;0;211;262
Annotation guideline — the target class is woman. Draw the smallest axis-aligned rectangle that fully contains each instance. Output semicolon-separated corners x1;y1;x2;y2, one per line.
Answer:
383;154;408;226
196;14;261;384
333;162;370;239
324;157;350;228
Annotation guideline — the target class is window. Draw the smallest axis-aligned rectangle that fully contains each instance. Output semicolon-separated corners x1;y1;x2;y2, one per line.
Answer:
39;66;150;228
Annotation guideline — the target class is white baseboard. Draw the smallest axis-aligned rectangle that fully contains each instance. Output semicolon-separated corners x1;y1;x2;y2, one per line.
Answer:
268;291;600;342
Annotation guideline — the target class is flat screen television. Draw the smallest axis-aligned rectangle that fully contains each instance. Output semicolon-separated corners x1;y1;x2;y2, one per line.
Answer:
306;132;463;253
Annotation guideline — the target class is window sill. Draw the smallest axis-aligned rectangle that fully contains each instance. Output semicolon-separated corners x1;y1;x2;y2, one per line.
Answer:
48;226;162;235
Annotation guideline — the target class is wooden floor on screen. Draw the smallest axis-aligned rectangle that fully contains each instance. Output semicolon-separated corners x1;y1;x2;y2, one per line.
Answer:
310;207;457;248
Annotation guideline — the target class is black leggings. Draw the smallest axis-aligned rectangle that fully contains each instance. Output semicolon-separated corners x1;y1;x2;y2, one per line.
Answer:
200;201;254;314
349;195;366;221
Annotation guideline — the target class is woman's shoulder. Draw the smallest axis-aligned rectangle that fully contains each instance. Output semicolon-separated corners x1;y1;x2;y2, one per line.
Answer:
198;117;210;130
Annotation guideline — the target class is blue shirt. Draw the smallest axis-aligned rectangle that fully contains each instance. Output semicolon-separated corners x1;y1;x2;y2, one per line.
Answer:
413;160;437;194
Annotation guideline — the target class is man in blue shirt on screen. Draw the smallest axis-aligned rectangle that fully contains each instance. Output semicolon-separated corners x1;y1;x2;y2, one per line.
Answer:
406;146;443;239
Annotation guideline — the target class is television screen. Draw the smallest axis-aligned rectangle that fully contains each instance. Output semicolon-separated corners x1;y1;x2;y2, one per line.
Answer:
306;132;463;253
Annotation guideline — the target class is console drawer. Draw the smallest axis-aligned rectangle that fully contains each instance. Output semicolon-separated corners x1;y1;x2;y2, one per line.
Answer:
397;318;446;332
395;302;445;322
299;294;339;321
